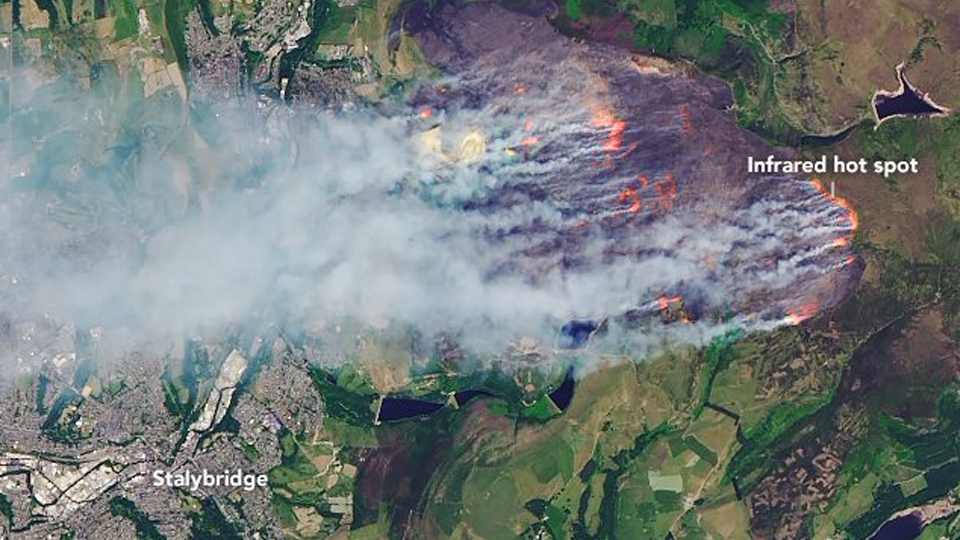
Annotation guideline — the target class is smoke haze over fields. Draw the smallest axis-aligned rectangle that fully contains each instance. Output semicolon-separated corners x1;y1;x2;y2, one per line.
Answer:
0;6;861;367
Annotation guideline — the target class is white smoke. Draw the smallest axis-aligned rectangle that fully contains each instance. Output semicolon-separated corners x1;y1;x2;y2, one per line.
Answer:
0;63;858;369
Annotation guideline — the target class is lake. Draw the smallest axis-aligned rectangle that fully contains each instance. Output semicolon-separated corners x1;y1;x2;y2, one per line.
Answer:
874;64;949;123
377;397;445;423
548;368;576;411
867;512;923;540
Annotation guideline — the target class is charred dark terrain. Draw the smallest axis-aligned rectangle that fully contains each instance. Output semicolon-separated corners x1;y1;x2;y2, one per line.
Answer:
405;2;861;328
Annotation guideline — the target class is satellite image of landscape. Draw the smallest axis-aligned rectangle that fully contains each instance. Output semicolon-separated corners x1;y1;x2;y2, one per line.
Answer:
1;0;960;537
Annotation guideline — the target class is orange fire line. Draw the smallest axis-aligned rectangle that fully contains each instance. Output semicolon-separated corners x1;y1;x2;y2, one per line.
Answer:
618;188;642;213
679;105;693;133
658;295;682;311
785;301;820;325
811;178;859;251
655;173;678;212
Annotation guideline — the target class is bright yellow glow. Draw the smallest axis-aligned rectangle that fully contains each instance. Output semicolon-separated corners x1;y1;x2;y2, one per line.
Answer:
417;126;486;164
